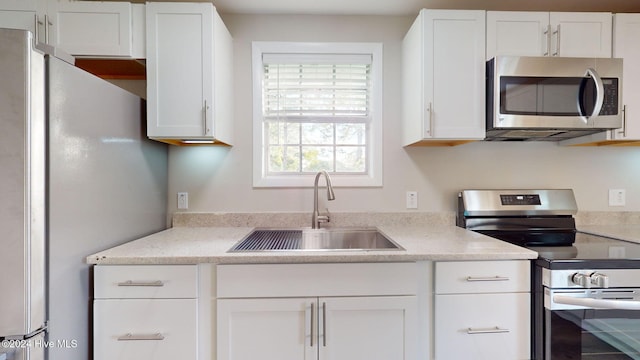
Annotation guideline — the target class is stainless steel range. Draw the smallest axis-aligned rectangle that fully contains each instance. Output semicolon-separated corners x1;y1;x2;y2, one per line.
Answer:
457;189;640;360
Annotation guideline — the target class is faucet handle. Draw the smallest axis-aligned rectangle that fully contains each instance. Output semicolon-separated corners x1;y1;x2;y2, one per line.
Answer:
324;208;331;223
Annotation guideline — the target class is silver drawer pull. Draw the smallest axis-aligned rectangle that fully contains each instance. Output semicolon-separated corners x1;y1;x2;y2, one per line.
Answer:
467;326;510;335
117;333;165;341
466;276;509;282
117;280;164;287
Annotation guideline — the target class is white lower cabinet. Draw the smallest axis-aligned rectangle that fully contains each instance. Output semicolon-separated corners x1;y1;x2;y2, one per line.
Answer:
217;296;416;360
93;265;199;360
434;261;531;360
94;299;197;360
216;263;419;360
434;293;530;360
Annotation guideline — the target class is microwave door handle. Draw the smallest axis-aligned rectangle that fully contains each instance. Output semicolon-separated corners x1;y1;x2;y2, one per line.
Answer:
554;294;640;310
582;68;605;123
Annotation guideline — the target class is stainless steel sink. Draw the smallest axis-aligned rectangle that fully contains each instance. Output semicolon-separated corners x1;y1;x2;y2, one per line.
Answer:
228;228;404;252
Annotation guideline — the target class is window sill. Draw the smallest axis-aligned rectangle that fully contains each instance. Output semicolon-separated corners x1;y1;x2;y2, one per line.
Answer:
253;173;382;188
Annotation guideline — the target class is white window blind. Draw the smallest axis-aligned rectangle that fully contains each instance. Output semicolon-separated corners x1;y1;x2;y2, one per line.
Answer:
262;54;372;121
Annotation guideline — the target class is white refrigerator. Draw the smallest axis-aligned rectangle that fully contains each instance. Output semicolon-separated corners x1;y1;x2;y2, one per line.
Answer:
0;28;168;360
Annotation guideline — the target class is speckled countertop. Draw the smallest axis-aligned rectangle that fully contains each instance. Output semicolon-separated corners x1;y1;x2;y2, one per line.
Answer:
85;224;538;265
86;211;640;265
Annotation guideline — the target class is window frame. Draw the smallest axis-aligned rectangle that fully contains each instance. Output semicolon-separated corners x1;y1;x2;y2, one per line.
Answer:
252;41;383;188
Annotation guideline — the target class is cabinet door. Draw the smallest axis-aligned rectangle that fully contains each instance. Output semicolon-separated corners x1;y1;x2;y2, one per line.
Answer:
486;11;550;59
613;14;640;140
49;1;133;57
550;12;612;58
146;2;213;140
0;0;37;34
319;296;417;360
217;298;318;360
94;299;197;360
435;293;530;360
423;10;485;140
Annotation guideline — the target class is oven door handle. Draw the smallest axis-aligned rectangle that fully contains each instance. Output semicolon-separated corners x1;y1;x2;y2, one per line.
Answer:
553;294;640;310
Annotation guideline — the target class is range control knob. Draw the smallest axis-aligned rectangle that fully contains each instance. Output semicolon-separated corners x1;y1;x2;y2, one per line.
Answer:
571;273;592;288
590;272;610;288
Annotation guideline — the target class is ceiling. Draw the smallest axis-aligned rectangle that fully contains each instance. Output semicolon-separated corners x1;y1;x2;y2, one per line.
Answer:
122;0;640;15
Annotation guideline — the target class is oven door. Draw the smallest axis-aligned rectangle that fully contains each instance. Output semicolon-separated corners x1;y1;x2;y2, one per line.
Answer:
543;288;640;360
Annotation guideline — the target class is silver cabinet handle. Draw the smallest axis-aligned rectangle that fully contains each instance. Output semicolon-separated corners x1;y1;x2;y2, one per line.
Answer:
117;280;164;287
44;14;52;45
322;302;327;347
620;105;627;138
34;15;41;44
117;333;165;341
203;100;210;135
543;25;551;56
466;276;509;282
310;302;315;347
467;326;510;335
425;102;433;137
552;24;560;56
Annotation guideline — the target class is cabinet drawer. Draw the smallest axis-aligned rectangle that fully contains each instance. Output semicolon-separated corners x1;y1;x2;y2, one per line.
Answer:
94;265;197;299
94;299;196;360
435;260;529;294
435;293;530;360
217;262;418;298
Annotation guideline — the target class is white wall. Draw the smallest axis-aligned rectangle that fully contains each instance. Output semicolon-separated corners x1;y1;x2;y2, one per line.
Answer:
167;14;640;214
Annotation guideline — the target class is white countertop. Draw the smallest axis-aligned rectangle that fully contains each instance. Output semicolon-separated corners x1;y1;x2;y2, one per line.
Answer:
86;225;538;265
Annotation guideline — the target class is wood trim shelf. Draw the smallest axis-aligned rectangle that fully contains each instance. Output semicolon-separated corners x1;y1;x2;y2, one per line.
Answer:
75;59;146;80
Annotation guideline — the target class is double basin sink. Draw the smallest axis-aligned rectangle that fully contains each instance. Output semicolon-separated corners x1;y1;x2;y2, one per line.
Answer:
229;228;404;252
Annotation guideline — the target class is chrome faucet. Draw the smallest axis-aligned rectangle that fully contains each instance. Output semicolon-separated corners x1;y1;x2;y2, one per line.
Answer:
312;170;335;229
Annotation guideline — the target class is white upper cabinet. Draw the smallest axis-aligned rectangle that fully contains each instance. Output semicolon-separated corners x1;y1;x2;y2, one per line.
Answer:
0;0;38;36
612;14;640;141
562;13;640;145
0;0;142;58
49;1;137;57
402;9;486;146
146;2;233;145
487;11;612;59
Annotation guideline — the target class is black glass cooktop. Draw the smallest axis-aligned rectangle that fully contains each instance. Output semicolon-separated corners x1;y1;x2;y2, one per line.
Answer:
528;233;640;270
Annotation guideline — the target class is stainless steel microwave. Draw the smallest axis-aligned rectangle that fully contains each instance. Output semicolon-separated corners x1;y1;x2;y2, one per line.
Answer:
486;56;623;141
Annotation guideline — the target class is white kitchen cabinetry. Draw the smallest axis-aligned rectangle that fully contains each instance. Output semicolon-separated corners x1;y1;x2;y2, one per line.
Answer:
146;2;233;145
0;0;141;58
402;9;486;146
0;1;38;36
216;263;419;360
434;260;531;360
487;11;612;59
560;13;640;146
93;265;198;360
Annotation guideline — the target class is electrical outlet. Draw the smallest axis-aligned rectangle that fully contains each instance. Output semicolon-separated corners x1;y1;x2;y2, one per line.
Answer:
406;191;418;209
178;192;189;210
608;189;626;207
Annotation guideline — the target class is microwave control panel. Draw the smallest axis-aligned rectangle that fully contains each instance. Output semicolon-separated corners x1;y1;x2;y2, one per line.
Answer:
600;78;619;116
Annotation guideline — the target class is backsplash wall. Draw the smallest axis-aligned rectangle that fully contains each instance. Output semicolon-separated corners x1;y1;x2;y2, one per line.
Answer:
167;14;640;214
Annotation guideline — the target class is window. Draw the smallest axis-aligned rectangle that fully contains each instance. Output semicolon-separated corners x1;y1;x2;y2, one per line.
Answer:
252;42;383;187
